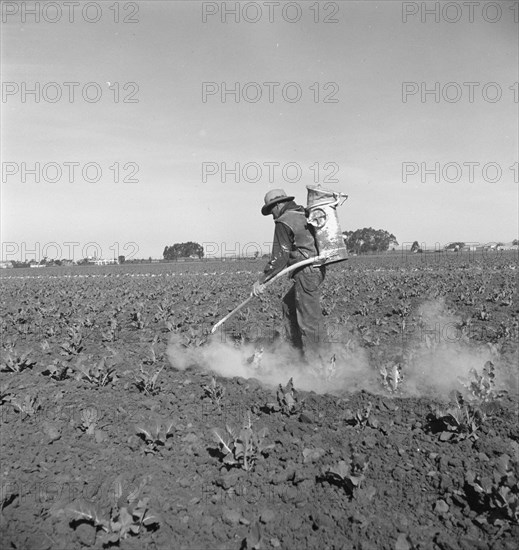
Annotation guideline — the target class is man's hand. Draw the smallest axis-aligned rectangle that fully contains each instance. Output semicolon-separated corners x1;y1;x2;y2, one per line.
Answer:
251;281;265;297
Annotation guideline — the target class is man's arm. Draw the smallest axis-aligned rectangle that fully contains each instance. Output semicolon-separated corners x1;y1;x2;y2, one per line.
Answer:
258;221;292;284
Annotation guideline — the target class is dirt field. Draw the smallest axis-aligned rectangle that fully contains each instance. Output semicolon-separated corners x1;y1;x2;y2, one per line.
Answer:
1;252;517;550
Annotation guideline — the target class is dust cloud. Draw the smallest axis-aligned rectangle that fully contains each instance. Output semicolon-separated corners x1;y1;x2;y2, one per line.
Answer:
401;298;509;399
166;331;375;395
167;298;513;399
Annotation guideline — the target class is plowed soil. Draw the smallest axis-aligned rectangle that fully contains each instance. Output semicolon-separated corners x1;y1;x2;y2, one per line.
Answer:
1;253;517;550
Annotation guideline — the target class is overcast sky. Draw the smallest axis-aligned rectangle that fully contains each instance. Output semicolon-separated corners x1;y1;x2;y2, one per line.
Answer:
1;1;518;261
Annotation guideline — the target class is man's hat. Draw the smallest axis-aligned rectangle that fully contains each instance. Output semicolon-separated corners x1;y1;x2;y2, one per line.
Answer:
261;189;294;216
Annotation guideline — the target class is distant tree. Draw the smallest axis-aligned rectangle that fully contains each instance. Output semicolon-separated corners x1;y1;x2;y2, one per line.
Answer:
12;261;29;268
163;242;204;260
513;239;518;246
118;255;125;264
342;228;398;254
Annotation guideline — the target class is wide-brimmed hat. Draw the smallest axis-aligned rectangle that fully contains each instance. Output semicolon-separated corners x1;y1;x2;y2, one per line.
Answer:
261;189;294;216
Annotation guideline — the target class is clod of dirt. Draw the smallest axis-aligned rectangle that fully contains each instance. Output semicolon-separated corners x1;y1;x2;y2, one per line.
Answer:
302;447;325;464
127;434;141;450
182;433;198;444
94;429;107;443
42;421;61;443
216;472;242;490
25;535;52;550
259;509;275;524
350;512;368;527
299;412;315;424
395;533;412;550
222;508;242;526
434;499;449;514
75;522;96;546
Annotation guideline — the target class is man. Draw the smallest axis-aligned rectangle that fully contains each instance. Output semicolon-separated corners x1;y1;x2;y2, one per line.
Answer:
252;189;326;365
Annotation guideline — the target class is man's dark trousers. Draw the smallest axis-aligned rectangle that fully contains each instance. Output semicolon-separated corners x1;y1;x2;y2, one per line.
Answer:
282;265;326;361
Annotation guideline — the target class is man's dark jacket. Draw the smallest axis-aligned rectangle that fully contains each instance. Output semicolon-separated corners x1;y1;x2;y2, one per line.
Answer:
259;201;318;284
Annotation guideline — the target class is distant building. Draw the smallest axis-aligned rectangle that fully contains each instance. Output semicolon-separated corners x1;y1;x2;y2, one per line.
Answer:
0;261;13;269
94;258;118;265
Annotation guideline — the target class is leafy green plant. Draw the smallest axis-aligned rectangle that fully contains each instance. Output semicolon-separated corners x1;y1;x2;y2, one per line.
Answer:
7;393;42;419
74;356;118;387
40;339;50;353
213;414;274;471
135;418;175;454
59;327;84;356
134;364;163;396
142;342;158;366
202;376;225;408
131;310;149;330
181;326;206;348
460;361;507;403
379;362;402;393
428;392;485;442
0;350;36;373
264;378;304;416
42;359;72;381
321;453;369;496
78;407;99;436
325;353;337;380
1;481;18;518
345;402;378;429
102;317;119;342
0;382;12;405
1;336;18;353
62;495;160;547
246;347;264;370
